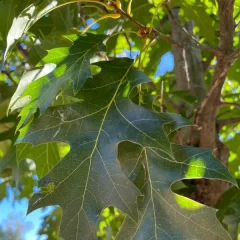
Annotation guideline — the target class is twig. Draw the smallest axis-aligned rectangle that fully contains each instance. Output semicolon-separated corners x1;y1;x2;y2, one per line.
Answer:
219;101;240;108
160;80;164;112
155;15;169;31
234;10;240;29
97;52;109;60
111;2;146;30
182;48;190;89
166;4;202;45
16;43;28;60
77;2;87;27
217;117;240;128
110;1;221;55
1;70;17;86
203;53;215;72
234;10;240;20
229;48;240;59
164;95;180;113
122;32;132;58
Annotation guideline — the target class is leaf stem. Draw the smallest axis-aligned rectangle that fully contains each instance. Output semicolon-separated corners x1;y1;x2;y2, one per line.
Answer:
81;13;121;35
149;0;165;33
104;30;139;42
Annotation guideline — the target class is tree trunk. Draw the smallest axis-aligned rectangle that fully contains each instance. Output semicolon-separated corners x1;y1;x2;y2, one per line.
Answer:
170;7;230;207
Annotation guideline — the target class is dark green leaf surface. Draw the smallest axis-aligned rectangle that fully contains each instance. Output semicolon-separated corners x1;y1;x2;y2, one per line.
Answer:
16;58;193;240
3;0;54;57
28;33;71;66
0;0;15;42
0;0;34;46
116;142;236;240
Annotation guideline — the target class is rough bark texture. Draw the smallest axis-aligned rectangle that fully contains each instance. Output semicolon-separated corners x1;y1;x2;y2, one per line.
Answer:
171;10;207;102
170;1;236;207
198;0;235;148
170;8;207;146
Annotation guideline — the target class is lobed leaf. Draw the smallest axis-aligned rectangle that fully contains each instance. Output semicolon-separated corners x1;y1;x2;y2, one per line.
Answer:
3;0;89;59
16;58;193;240
116;142;237;240
11;33;106;129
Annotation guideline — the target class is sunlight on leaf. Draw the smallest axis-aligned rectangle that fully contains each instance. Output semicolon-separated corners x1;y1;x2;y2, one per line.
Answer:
175;195;203;210
185;158;206;178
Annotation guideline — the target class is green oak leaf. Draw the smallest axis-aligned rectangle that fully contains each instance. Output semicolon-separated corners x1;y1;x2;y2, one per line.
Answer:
3;0;53;57
0;0;33;47
28;32;71;66
0;0;15;43
217;183;240;240
116;142;237;240
16;58;192;240
4;0;84;58
13;33;106;129
16;142;68;179
9;64;56;112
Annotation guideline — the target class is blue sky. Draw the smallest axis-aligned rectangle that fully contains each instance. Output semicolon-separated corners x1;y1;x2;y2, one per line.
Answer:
0;197;54;239
155;52;174;78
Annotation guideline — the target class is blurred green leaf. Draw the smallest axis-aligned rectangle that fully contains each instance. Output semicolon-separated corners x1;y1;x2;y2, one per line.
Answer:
217;183;240;240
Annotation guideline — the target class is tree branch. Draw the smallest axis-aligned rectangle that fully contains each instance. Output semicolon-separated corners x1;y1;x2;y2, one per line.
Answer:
197;0;235;148
123;32;132;57
217;117;240;128
203;53;215;72
1;70;17;86
16;43;28;60
166;5;202;46
219;101;240;108
229;48;240;59
110;1;221;54
218;0;234;54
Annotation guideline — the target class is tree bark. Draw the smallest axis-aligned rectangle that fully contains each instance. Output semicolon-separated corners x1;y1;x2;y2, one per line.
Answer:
169;2;235;206
171;9;207;103
170;8;207;146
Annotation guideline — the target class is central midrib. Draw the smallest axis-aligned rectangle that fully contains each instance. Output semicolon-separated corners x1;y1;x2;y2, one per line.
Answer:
78;62;134;216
